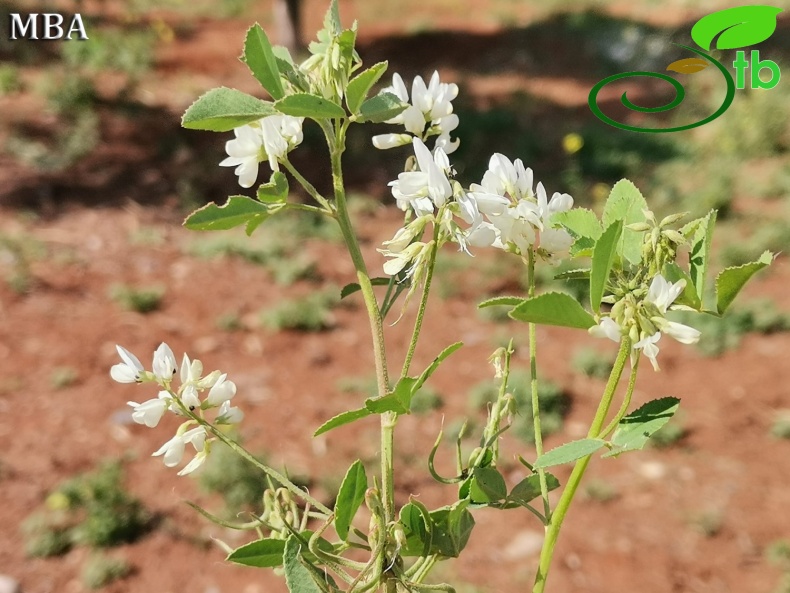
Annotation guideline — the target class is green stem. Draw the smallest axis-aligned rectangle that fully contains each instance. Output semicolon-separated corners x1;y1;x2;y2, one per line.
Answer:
532;338;631;593
325;123;394;524
401;223;440;378
599;353;640;439
527;249;551;521
174;398;332;515
282;158;333;212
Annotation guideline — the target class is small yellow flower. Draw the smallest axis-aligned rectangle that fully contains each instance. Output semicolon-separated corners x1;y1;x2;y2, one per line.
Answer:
562;133;584;155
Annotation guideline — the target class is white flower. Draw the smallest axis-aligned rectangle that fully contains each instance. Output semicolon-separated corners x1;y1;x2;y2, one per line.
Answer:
110;345;145;383
127;392;169;428
589;317;622;342
380;241;427;276
646;274;685;314
662;320;701;345
219;124;263;188
216;400;244;425
152;343;177;382
471;154;535;205
220;115;303;188
152;427;206;469
180;353;203;386
178;450;208;476
372;133;412;150
206;373;236;406
375;72;460;153
634;332;662;371
389;138;453;216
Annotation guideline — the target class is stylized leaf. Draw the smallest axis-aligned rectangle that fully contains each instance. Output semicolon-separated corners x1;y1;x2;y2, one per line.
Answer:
346;61;388;114
358;92;408;123
691;6;782;51
242;24;285;99
590;220;622;314
715;250;773;315
510;292;596;330
183;196;282;232
604;397;680;456
534;439;606;469
666;57;710;74
313;407;371;437
275;93;345;119
334;460;367;540
182;87;276;132
227;538;285;568
602;179;648;265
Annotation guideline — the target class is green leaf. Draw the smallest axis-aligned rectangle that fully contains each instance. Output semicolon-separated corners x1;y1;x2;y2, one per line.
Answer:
590;220;622;314
314;407;371;437
682;210;716;304
604;397;680;456
554;208;602;241
257;170;289;203
469;467;507;503
554;268;591;281
507;473;560;507
663;263;701;310
715;250;773;315
358;92;407;123
323;0;342;36
478;296;525;309
414;342;463;392
183;196;282;232
510;292;596;330
346;61;388;114
227;538;285;568
340;277;391;299
399;502;431;557
534;439;606;469
242;24;285;100
182;87;276;132
283;536;326;593
691;6;782;51
602;179;648;265
570;236;596;258
429;501;475;558
334;460;367;540
275;93;345;119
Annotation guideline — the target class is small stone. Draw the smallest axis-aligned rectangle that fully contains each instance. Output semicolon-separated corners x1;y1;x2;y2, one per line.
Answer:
0;576;20;593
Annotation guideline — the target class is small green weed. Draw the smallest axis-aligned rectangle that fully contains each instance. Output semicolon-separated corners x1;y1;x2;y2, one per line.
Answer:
198;442;267;514
584;479;618;503
110;284;165;313
771;411;790;440
216;311;244;332
572;347;615;379
50;367;79;390
23;462;151;557
82;553;131;589
410;387;444;415
261;288;338;332
766;539;790;570
689;509;724;538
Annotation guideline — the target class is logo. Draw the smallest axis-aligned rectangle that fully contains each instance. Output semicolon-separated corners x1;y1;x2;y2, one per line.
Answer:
588;6;782;133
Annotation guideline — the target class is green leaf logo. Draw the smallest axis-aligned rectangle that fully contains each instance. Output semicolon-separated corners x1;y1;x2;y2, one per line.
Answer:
691;6;782;51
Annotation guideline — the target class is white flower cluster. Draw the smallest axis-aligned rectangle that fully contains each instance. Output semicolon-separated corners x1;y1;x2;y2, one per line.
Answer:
373;72;460;154
220;115;304;188
590;274;701;371
111;343;243;475
377;73;576;281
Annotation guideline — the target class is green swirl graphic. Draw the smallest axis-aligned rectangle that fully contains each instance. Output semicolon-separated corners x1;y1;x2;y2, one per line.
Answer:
588;44;735;133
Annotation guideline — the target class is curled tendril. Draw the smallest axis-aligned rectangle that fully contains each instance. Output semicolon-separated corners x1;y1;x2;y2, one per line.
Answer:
588;44;735;133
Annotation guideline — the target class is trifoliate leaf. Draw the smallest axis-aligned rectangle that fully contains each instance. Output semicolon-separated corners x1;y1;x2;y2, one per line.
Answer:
604;397;680;457
682;210;716;305
184;196;282;232
469;467;507;503
227;538;285;568
507;473;560;507
275;93;345;119
313;407;371;437
283;536;326;593
346;61;388;114
554;208;603;242
590;220;622;314
257;170;289;203
358;92;407;123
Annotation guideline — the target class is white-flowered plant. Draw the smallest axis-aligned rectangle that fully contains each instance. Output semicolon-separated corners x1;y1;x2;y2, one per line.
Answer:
112;344;242;475
112;3;774;593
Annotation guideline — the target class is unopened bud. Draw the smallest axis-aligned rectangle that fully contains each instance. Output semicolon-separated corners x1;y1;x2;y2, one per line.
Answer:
659;212;688;228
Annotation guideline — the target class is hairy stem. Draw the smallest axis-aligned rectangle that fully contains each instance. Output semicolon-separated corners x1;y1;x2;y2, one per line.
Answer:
527;249;551;521
532;338;631;593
